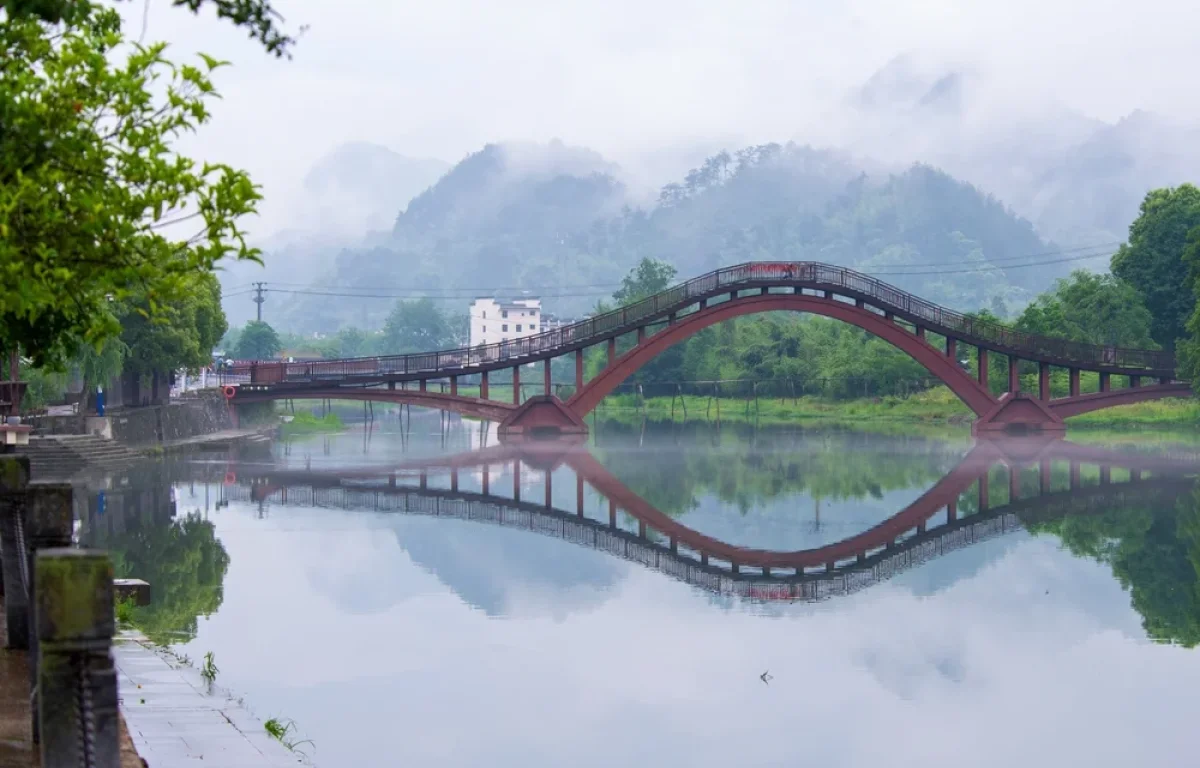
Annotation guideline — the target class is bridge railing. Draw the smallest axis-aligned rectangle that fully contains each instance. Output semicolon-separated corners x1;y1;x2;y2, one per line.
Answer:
222;261;1176;385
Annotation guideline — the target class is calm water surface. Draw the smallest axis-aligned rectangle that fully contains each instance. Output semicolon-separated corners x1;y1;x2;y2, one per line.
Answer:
80;417;1200;767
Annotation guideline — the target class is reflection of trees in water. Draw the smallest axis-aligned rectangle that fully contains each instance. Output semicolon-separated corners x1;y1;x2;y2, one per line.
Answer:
108;512;229;645
595;429;965;516
1029;481;1200;648
82;460;231;645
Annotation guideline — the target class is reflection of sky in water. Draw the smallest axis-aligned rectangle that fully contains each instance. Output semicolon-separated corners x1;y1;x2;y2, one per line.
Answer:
109;422;1200;768
173;490;1199;768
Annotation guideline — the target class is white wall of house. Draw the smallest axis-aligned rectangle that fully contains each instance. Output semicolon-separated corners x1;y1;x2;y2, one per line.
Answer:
469;298;543;347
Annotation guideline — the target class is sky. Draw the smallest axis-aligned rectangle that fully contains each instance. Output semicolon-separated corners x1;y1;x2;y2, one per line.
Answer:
120;0;1200;234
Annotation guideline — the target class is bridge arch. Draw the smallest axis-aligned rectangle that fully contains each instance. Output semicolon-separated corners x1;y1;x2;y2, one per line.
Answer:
567;293;997;417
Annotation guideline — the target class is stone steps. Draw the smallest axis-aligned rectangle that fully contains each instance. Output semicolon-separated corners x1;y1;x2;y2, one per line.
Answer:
19;435;141;479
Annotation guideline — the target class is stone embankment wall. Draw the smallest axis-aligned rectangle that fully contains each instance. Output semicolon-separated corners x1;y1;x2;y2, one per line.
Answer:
26;394;235;446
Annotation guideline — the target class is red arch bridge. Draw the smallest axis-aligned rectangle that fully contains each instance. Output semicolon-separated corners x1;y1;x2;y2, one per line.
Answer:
217;438;1200;602
222;262;1190;435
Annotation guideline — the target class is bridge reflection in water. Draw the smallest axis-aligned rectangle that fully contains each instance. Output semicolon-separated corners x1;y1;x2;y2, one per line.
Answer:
217;437;1200;603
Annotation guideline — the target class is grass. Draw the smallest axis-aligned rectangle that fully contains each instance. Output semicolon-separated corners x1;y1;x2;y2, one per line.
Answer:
264;718;314;755
279;411;345;435
1064;397;1200;427
199;651;219;689
591;387;1200;430
596;386;974;427
114;595;137;626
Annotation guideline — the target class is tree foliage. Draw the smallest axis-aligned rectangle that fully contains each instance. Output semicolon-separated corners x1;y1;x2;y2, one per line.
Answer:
613;257;676;305
0;4;260;368
380;298;462;354
1110;184;1200;349
233;320;281;359
1015;270;1156;348
119;272;227;376
3;0;300;58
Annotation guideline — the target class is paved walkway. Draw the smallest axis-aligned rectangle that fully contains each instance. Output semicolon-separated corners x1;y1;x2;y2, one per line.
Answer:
115;632;305;767
0;601;143;767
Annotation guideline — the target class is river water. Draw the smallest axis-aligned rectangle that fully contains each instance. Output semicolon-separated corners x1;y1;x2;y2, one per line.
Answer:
79;415;1200;767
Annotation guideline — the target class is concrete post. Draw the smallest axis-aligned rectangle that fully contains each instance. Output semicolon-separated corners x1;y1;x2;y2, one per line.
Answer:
1130;375;1141;388
1038;362;1050;401
1008;356;1020;393
450;376;458;396
543;359;551;395
26;484;74;739
978;348;989;388
480;371;489;400
512;366;521;405
915;326;925;341
575;350;584;391
0;456;31;646
637;326;645;345
36;548;119;768
387;380;395;390
945;337;957;362
1069;368;1080;397
544;471;552;509
513;460;521;502
946;500;957;522
607;338;616;366
419;379;426;393
576;475;584;517
1099;372;1111;392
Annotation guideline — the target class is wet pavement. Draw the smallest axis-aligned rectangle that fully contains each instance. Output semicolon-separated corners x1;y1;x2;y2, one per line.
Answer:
115;630;303;766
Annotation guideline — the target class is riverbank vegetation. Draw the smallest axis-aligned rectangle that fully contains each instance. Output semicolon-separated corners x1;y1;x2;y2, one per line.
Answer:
280;411;346;435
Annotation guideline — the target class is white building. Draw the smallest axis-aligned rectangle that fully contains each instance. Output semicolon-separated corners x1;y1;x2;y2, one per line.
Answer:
469;297;544;347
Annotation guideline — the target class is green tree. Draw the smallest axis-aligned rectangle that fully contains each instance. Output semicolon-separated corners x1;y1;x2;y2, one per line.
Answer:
1174;226;1200;385
0;5;261;370
1015;270;1156;348
380;298;457;354
613;257;677;305
5;0;300;58
119;272;227;378
1110;184;1200;349
233;321;281;359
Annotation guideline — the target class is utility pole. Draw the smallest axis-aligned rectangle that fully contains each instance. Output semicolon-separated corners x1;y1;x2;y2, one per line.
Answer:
252;281;267;322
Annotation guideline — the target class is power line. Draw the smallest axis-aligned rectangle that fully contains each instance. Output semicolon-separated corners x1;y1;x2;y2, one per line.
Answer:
862;242;1118;270
867;250;1117;276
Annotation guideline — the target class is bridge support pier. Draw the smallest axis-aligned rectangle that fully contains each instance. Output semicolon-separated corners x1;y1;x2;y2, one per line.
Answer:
496;395;588;438
544;360;552;395
575;350;584;391
451;377;458;396
1008;356;1020;394
1039;362;1050;401
972;393;1065;436
481;371;489;401
978;349;989;389
1100;372;1110;392
946;337;956;361
1069;368;1080;397
512;366;521;405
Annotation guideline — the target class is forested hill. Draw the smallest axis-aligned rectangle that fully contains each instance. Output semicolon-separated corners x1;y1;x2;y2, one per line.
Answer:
273;140;1054;332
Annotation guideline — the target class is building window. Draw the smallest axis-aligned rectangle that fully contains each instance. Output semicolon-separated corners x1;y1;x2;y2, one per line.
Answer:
530;325;537;331
502;324;508;332
502;310;508;319
516;324;522;332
